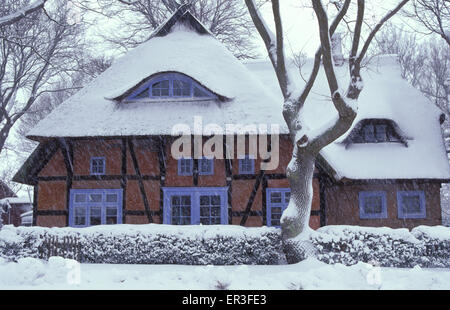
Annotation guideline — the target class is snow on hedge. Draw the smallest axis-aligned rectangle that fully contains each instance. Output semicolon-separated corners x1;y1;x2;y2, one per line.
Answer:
0;224;285;265
1;224;449;267
312;225;450;268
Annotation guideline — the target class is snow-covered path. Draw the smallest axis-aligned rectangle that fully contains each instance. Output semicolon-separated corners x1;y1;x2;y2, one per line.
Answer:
0;257;449;290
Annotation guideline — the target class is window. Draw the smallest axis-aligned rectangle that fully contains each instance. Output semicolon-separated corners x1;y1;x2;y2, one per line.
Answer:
69;189;123;227
397;191;426;219
199;195;222;225
171;195;192;225
199;157;214;175
163;187;228;225
90;157;105;175
359;191;387;219
126;73;217;101
266;188;291;227
346;119;404;145
178;158;193;176
239;155;255;174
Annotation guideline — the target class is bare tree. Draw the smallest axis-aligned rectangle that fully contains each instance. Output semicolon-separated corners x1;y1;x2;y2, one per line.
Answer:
0;0;47;28
245;0;409;263
409;0;449;46
16;55;113;156
77;0;261;59
0;0;84;161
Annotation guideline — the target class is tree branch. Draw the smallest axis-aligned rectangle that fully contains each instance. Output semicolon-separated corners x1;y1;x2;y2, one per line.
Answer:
0;0;47;28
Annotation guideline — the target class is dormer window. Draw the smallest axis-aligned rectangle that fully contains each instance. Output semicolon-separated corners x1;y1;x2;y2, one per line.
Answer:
126;72;217;101
344;119;407;146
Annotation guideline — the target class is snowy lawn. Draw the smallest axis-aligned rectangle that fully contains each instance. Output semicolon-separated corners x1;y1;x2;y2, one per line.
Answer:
0;256;449;290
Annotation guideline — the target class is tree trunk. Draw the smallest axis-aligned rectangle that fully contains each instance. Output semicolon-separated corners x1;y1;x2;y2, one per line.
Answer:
281;146;317;263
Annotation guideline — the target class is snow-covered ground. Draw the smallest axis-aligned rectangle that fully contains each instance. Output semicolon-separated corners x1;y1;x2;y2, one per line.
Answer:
0;256;449;290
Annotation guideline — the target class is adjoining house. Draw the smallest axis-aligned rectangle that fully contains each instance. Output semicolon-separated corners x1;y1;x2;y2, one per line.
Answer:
0;180;15;200
0;197;33;227
13;6;450;230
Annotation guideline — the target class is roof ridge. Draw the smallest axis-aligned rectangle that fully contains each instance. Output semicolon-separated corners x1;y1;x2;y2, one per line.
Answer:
149;4;212;39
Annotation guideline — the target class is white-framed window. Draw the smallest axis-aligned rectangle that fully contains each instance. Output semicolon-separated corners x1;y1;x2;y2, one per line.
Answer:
359;191;388;219
69;189;123;227
162;187;228;225
90;157;106;175
397;191;426;219
266;188;290;227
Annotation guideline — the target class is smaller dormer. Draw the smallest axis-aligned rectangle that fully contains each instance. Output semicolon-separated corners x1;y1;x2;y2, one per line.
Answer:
342;119;409;148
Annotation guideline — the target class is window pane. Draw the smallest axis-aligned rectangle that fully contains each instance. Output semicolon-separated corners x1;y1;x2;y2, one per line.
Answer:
271;220;281;227
200;218;210;225
180;206;191;217
173;80;191;96
74;207;86;226
402;195;421;213
75;194;86;203
194;86;209;98
152;80;169;96
200;206;210;217
210;218;221;225
375;125;388;142
285;192;291;203
89;194;102;203
363;124;376;142
134;88;149;99
172;196;180;206
387;130;401;142
200;159;213;173
271;207;282;214
211;206;221;217
240;157;254;173
106;207;117;225
200;196;210;206
172;206;181;217
90;207;102;225
181;195;191;206
211;195;221;206
270;192;282;204
363;196;383;214
106;194;118;203
181;217;191;225
271;213;282;220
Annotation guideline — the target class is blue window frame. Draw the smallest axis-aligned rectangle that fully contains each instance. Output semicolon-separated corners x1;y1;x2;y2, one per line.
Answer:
126;72;217;100
199;157;214;175
178;158;193;176
238;155;255;174
69;189;123;227
359;191;387;219
90;157;105;175
266;188;291;227
397;191;426;219
162;187;228;225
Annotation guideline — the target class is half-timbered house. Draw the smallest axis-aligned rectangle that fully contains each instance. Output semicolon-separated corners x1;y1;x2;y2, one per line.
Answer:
13;6;450;230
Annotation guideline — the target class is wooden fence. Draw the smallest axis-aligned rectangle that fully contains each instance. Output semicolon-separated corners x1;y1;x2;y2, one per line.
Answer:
38;235;82;262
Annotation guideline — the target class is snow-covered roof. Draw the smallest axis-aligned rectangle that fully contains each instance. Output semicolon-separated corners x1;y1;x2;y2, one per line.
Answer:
28;11;286;138
25;7;450;181
0;197;32;206
245;55;450;180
